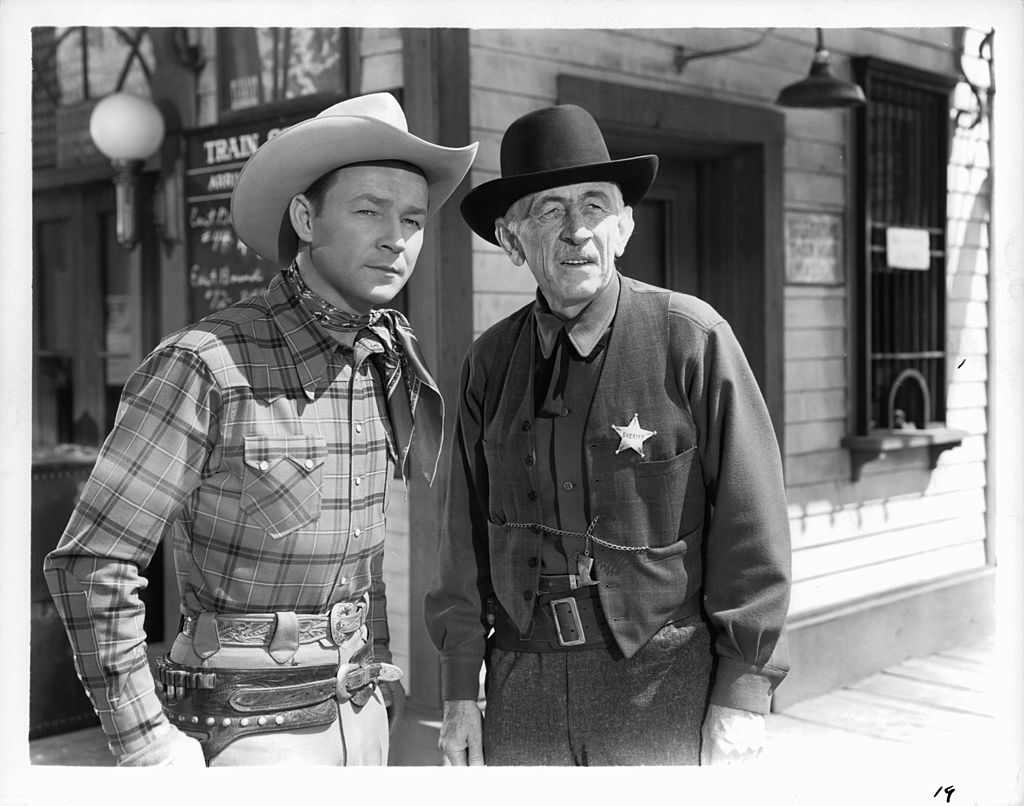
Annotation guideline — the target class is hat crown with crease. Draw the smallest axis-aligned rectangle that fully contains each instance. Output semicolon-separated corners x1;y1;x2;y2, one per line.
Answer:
460;104;657;246
500;104;615;176
231;92;478;265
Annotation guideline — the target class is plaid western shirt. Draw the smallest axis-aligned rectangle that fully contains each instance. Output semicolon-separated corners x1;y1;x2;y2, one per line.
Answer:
44;270;399;761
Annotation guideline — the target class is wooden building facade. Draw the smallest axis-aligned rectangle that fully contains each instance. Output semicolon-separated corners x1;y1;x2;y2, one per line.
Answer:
29;25;997;730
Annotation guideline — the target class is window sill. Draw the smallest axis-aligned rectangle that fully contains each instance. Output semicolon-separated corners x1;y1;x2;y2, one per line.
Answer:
841;427;968;482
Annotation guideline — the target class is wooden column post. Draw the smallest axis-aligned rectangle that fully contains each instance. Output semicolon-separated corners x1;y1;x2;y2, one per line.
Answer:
401;28;474;709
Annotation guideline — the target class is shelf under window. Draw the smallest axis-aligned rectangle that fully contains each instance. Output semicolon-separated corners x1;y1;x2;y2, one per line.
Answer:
842;427;967;482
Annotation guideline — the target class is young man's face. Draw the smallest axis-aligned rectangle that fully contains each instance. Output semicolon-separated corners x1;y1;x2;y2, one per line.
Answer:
292;162;429;315
499;181;634;319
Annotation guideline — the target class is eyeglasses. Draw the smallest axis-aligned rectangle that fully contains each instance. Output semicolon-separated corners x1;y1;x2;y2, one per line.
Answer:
525;200;615;230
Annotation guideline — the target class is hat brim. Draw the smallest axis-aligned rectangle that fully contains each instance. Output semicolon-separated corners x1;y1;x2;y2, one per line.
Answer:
231;114;478;264
460;155;658;246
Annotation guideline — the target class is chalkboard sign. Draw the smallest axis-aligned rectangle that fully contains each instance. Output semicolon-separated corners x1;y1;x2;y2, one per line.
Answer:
185;113;311;322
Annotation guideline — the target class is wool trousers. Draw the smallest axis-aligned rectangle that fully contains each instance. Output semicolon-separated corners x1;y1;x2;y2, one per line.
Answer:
168;625;389;766
482;611;714;766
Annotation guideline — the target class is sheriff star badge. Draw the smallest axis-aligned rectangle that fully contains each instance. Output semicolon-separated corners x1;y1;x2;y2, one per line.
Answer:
612;413;657;457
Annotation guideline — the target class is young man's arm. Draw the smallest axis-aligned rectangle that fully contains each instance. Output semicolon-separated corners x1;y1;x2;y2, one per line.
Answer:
44;347;217;765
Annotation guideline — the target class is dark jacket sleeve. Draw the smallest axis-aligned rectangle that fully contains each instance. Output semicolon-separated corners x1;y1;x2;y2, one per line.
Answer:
423;351;495;701
688;319;792;714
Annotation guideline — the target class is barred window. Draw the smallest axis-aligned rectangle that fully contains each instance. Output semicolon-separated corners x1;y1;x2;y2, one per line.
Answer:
852;58;957;434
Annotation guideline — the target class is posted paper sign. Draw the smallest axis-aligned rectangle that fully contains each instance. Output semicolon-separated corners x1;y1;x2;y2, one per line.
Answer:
885;227;931;270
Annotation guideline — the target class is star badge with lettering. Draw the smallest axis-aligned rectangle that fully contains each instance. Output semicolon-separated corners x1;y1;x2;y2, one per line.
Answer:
612;413;657;457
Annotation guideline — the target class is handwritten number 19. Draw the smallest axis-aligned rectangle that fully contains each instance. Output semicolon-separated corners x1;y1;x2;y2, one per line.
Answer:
934;785;955;802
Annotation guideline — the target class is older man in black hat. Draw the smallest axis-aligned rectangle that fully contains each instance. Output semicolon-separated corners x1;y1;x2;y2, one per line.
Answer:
45;93;477;767
425;104;791;766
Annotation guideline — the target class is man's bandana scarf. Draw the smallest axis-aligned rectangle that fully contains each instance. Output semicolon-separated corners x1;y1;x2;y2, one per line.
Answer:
285;263;444;485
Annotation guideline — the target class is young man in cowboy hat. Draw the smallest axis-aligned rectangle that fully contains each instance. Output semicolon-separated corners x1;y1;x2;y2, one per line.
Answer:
45;92;477;767
424;104;790;766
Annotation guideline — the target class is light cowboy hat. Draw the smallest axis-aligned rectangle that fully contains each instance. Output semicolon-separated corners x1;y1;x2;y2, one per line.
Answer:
460;104;658;246
231;92;478;265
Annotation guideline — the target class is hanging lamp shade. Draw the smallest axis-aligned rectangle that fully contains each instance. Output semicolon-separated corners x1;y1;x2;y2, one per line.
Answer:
776;29;867;108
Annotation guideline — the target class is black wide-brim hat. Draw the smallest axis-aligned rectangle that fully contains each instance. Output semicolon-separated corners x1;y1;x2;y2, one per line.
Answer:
461;104;658;245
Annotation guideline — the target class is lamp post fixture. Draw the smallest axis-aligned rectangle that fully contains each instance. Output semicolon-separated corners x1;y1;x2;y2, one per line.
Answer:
89;92;166;250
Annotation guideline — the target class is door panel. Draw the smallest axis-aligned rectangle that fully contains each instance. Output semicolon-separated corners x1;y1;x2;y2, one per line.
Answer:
614;157;700;296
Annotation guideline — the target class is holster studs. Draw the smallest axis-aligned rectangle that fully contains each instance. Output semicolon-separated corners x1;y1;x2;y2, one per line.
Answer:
205;717;216;726
274;715;284;725
190;716;199;724
240;718;249;727
257;716;267;726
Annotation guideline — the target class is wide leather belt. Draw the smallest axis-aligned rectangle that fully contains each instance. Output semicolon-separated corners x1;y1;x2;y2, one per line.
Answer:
494;584;614;652
493;586;702;654
181;601;366;647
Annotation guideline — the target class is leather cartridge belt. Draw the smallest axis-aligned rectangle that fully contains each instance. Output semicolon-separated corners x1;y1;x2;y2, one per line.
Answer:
493;583;701;654
154;655;400;763
181;600;366;647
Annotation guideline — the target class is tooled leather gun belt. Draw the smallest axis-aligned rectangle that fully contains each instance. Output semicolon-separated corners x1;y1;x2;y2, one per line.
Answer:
153;656;398;762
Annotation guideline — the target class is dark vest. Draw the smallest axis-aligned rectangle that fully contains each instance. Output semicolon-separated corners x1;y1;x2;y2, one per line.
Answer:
480;277;708;658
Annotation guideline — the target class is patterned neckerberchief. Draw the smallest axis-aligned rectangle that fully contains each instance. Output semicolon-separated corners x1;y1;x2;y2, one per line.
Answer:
285;263;444;484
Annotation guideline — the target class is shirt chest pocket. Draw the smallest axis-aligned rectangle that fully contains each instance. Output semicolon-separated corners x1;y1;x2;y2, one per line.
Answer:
240;435;328;539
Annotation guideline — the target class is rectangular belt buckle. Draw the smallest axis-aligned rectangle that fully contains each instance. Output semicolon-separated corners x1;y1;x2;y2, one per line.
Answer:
549;597;586;647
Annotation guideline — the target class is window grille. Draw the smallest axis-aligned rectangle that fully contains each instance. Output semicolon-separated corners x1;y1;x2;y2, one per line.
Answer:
853;58;957;433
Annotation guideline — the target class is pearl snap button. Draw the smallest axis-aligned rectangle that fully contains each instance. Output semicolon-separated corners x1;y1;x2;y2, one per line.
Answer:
354;477;361;486
259;460;269;471
355;424;363;433
305;459;315;470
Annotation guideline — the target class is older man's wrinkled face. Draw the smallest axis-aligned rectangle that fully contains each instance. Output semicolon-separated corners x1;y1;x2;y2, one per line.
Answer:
497;181;634;318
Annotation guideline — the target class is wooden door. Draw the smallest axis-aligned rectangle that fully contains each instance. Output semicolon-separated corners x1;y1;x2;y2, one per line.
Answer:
614;156;700;296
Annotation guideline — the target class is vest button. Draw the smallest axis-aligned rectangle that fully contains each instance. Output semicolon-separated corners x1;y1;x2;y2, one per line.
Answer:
522;590;533;601
522;420;532;431
528;557;539;568
525;455;534;466
562;481;575;491
528;490;538;501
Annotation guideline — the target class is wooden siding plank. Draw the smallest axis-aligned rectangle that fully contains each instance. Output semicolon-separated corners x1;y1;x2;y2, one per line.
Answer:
784;169;846;208
792;514;986;581
475;294;533;334
785;358;846;391
784;329;846;360
789;542;987;615
947;327;989;359
785;389;847;423
942;383;983;413
472;262;536;294
785;419;847;456
784;449;850;486
785;296;847;328
784;138;847;174
788;486;987;549
944;406;988;435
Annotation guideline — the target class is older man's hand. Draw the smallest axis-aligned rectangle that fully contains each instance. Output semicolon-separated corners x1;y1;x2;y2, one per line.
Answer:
439;699;484;766
700;704;766;765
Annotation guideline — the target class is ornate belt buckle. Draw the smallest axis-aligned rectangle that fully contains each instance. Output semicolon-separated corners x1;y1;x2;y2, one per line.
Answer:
549;597;586;647
329;601;358;645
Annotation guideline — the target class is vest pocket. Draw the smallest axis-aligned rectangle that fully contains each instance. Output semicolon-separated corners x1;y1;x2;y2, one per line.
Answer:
240;435;327;538
633;445;699;543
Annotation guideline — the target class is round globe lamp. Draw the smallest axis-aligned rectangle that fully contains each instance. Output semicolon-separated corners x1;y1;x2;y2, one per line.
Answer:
89;92;166;250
